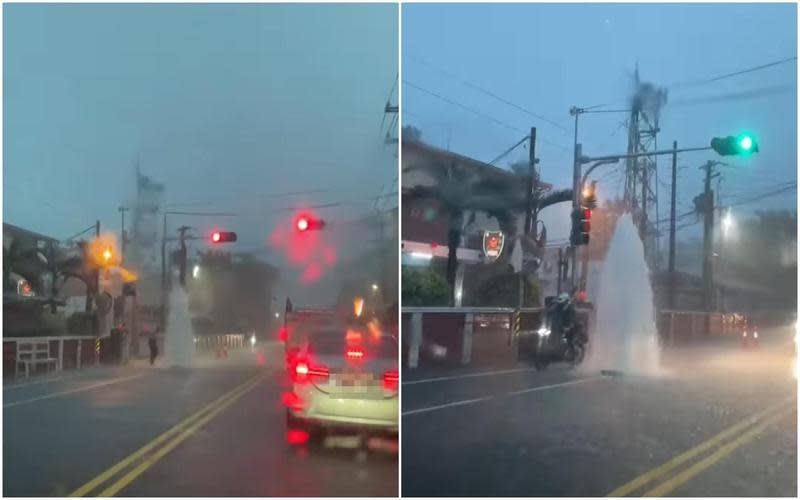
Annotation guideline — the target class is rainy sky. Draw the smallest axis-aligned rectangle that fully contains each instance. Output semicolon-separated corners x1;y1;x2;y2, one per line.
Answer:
402;3;797;242
4;3;398;261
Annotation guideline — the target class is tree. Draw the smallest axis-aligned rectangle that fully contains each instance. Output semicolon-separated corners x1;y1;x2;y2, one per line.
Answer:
402;267;450;306
403;125;422;142
404;158;573;299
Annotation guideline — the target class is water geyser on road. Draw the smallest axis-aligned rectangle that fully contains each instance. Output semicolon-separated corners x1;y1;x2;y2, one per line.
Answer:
583;213;661;376
164;284;195;368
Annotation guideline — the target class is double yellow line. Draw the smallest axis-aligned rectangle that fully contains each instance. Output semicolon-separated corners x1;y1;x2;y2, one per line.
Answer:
69;374;264;497
608;395;796;497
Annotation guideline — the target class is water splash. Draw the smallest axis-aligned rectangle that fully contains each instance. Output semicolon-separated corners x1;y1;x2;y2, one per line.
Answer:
583;213;662;376
164;284;195;368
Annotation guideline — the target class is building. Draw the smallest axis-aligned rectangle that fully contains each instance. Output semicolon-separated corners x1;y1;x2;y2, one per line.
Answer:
402;138;561;305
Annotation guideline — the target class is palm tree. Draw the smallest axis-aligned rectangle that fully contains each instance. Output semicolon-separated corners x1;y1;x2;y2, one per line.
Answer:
4;237;94;313
404;159;573;293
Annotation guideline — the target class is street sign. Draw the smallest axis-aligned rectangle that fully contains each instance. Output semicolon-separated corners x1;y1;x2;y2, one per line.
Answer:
482;231;505;262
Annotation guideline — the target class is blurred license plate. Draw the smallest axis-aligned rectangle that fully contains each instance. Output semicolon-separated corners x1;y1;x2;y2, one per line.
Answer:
332;373;372;387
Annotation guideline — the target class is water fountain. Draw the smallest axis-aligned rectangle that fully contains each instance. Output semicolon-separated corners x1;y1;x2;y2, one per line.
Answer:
163;279;196;369
582;213;662;376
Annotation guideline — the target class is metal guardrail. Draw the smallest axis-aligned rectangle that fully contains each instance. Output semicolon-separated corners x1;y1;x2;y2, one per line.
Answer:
194;333;249;351
4;336;99;377
402;306;744;369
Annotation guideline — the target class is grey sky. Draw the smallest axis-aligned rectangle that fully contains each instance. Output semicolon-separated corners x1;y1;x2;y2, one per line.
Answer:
4;3;398;258
402;3;797;243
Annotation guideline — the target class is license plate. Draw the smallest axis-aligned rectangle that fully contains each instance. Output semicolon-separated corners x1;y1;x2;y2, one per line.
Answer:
331;373;374;387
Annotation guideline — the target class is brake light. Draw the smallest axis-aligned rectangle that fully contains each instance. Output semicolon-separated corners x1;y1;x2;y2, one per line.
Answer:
346;347;365;360
278;326;288;342
383;370;399;391
293;360;329;382
286;429;309;445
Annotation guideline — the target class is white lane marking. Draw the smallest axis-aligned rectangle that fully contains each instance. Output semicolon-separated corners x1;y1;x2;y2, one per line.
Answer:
402;375;609;417
403;397;492;416
506;375;606;396
403;367;538;386
4;373;149;408
4;375;76;391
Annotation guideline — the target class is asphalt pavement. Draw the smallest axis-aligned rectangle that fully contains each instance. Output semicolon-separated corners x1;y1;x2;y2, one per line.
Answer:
402;326;797;497
3;342;397;497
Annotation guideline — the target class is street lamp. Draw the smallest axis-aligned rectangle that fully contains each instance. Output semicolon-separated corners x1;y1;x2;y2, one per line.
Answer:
721;210;734;239
371;283;379;292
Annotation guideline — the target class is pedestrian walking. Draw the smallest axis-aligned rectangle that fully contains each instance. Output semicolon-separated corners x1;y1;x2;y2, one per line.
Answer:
148;333;159;365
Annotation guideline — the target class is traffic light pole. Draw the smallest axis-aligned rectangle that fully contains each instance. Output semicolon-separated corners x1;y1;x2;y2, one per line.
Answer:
570;144;582;288
668;141;678;309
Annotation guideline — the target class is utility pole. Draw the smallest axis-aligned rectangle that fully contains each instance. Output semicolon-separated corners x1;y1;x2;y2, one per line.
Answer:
520;127;538;308
92;220;100;310
177;226;190;287
700;161;720;313
668;141;678;309
524;127;538;235
118;207;129;264
161;213;167;330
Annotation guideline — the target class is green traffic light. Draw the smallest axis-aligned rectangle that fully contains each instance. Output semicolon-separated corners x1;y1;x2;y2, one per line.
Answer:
711;133;759;156
738;135;753;151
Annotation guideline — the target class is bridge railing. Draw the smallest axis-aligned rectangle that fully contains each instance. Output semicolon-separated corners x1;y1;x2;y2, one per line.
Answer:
194;333;249;351
3;336;100;379
658;310;748;346
402;306;745;369
403;307;562;369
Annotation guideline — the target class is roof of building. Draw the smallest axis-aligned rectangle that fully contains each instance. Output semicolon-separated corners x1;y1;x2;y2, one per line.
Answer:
402;138;553;190
3;223;59;244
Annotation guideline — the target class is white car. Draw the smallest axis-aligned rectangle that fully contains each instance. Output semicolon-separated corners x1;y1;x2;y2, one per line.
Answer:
284;323;398;445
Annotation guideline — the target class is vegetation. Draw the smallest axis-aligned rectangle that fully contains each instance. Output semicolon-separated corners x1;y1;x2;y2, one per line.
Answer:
403;154;572;302
402;267;451;306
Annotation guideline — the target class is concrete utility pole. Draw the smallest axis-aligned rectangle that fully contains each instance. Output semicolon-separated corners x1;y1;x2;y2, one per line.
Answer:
520;127;537;307
177;226;191;287
668;141;678;309
700;161;722;312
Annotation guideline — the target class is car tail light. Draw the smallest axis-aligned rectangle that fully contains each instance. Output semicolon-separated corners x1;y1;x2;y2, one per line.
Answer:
278;326;288;342
281;391;305;411
346;347;365;360
286;429;309;445
383;369;399;391
293;360;329;383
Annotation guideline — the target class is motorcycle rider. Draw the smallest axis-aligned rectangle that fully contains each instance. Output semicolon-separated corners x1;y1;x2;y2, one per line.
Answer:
552;292;578;349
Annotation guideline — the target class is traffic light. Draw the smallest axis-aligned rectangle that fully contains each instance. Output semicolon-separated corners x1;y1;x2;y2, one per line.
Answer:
295;214;325;232
582;180;598;210
710;133;759;156
570;207;591;246
210;231;237;243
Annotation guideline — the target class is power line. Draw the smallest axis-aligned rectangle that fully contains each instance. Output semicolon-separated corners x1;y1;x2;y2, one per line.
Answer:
723;183;796;209
488;135;530;166
705;56;797;84
408;54;570;134
403;80;570;152
404;80;526;134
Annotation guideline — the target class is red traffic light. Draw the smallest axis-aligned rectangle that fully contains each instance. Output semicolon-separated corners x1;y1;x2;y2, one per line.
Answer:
296;217;310;232
294;214;325;232
210;231;237;244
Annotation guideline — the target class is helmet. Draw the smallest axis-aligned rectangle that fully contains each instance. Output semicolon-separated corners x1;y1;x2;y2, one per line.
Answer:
556;293;570;305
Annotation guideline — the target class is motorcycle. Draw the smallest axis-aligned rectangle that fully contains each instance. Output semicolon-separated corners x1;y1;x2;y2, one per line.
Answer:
530;305;588;371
